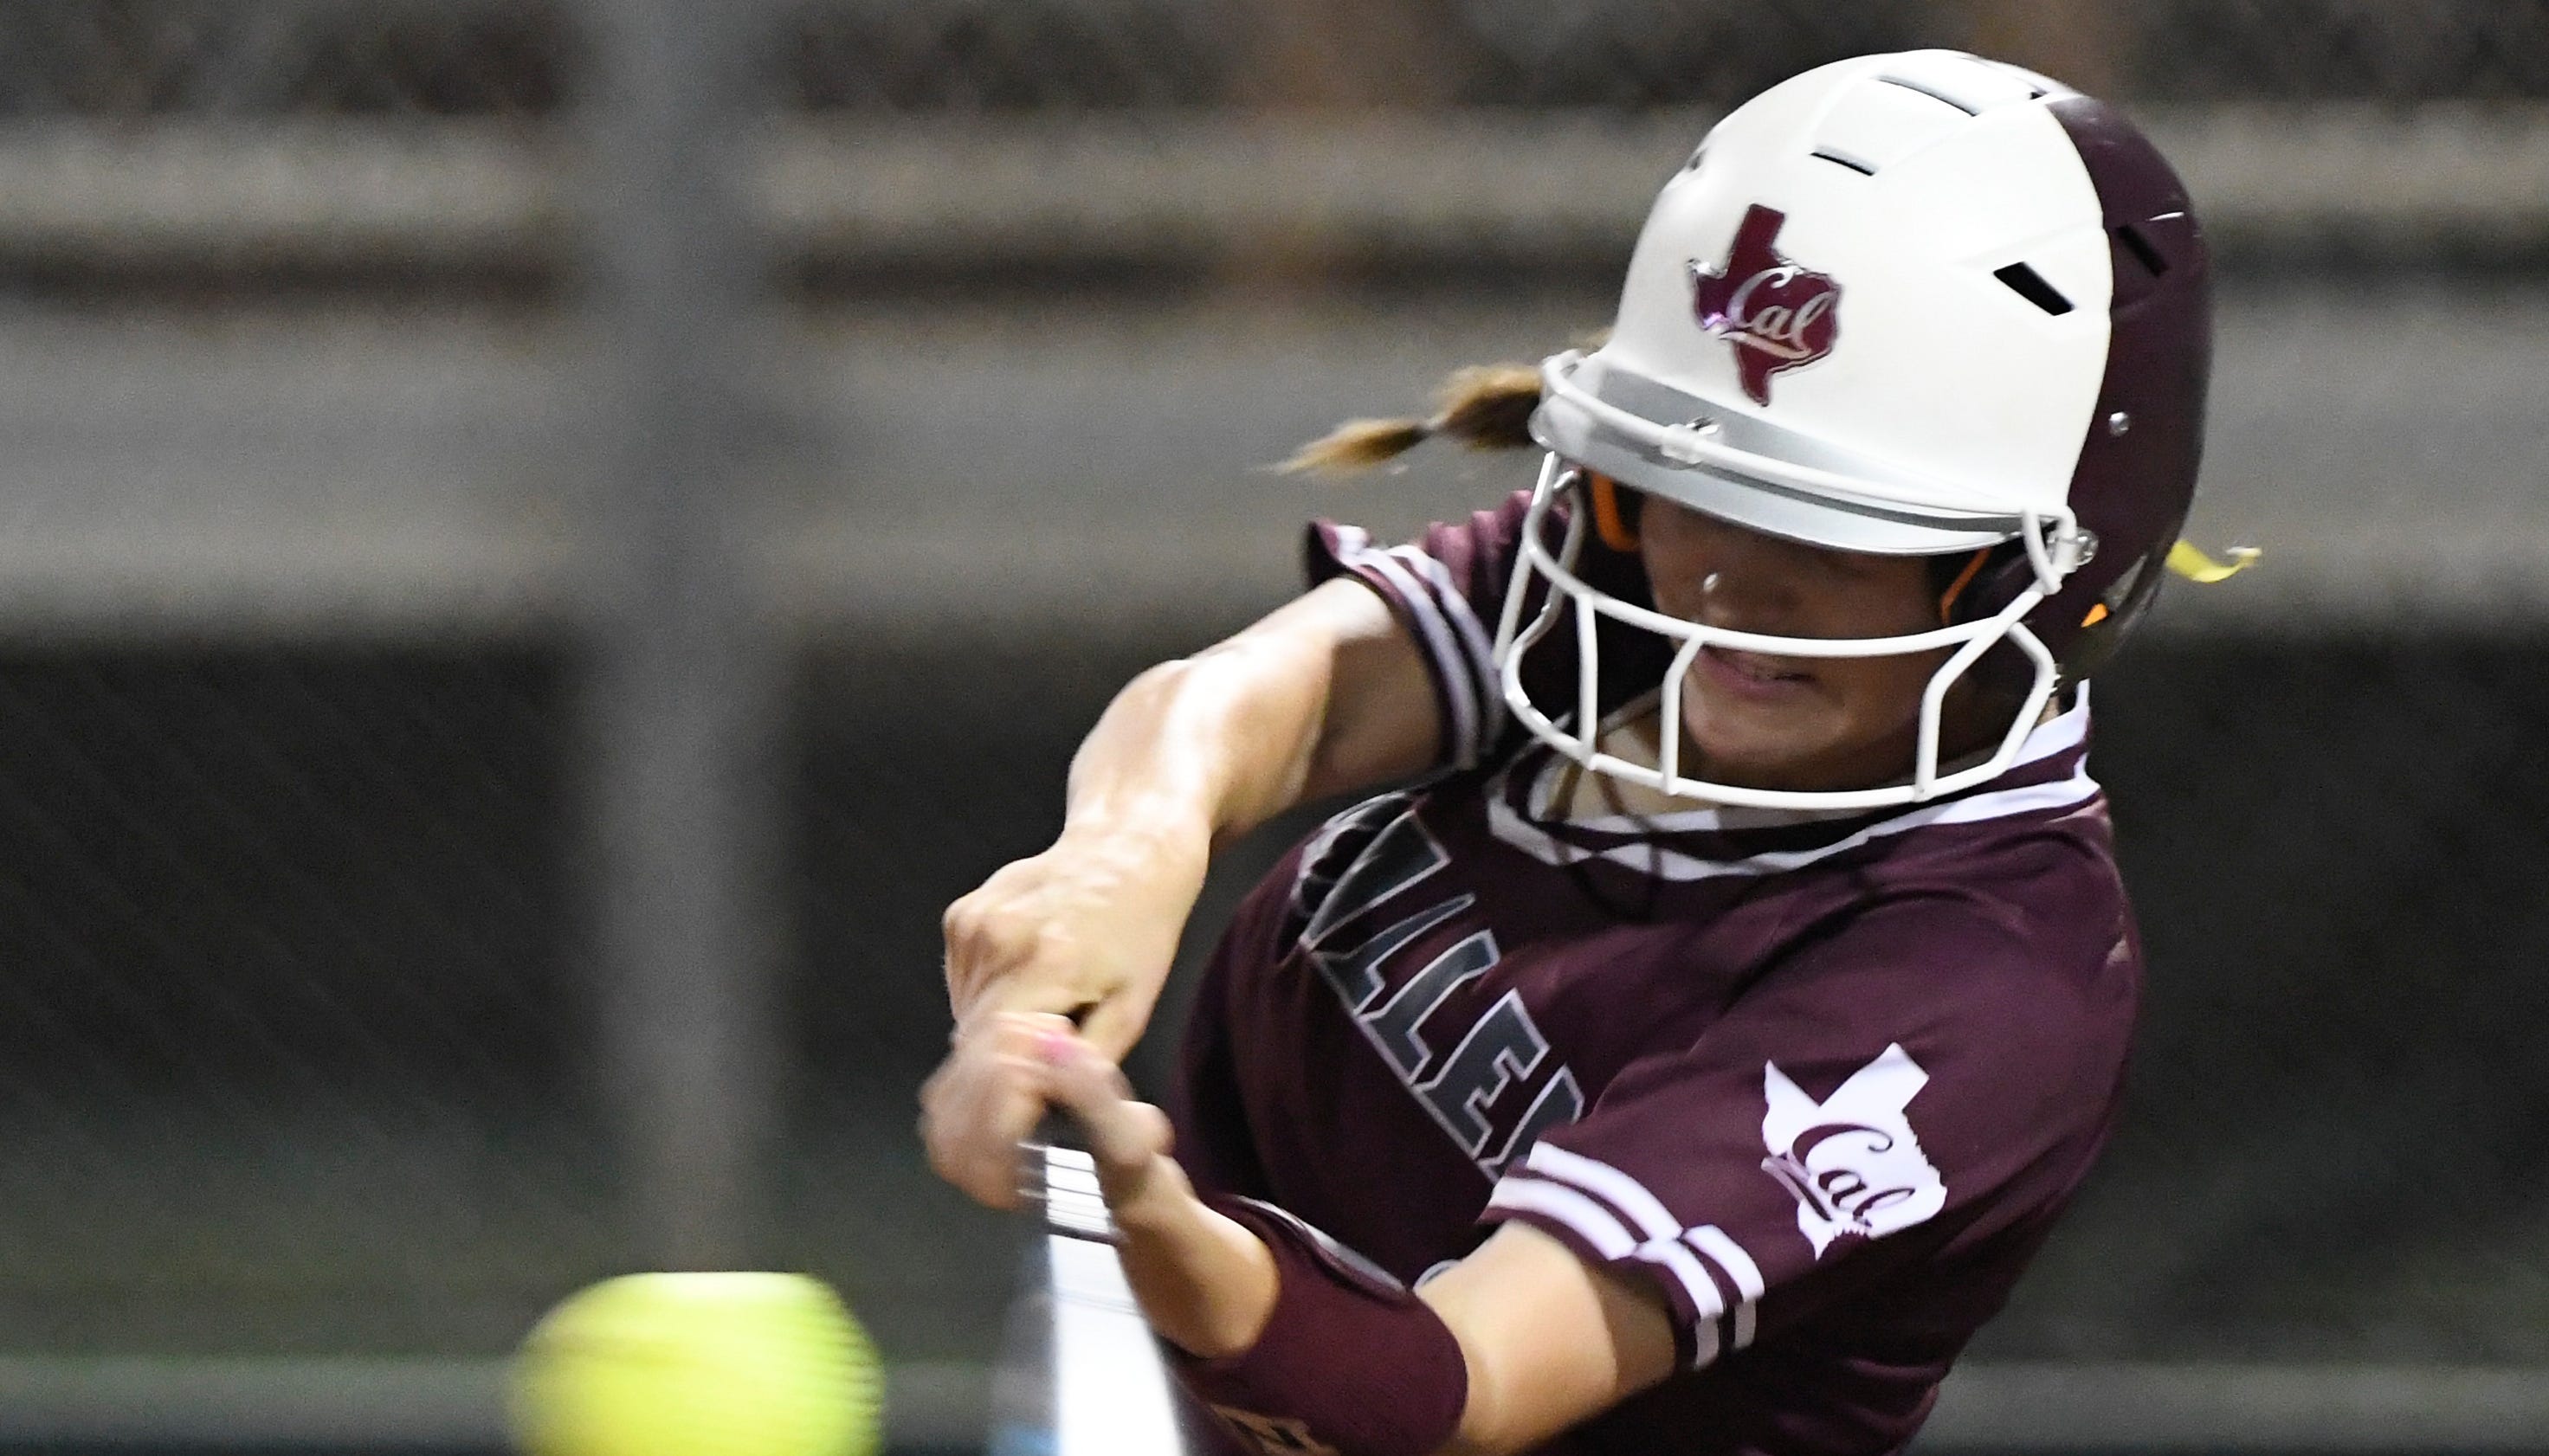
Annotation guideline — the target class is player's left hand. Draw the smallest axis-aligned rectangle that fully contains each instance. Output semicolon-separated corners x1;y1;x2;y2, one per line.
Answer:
920;1011;1060;1210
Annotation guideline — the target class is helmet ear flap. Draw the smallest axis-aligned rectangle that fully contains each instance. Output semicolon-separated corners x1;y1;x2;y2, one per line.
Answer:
2060;537;2175;679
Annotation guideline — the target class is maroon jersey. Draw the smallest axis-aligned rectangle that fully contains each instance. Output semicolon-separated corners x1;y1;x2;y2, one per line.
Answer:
1169;492;2141;1456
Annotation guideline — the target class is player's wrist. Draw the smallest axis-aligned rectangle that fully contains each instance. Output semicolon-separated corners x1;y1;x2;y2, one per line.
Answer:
1100;1149;1199;1237
1050;809;1212;888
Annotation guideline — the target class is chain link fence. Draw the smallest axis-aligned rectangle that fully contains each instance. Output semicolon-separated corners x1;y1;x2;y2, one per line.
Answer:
0;0;567;116
0;1;2539;296
6;624;2549;1368
0;3;2545;1453
0;647;593;1358
4;0;2549;114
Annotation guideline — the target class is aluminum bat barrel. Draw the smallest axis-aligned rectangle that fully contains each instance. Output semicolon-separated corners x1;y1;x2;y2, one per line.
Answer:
988;1136;1192;1456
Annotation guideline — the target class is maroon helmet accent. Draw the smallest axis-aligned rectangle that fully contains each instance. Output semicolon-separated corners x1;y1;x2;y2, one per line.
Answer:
1951;97;2213;676
1688;205;1843;406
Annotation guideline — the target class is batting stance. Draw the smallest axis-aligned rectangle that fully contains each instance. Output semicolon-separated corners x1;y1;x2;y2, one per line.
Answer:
926;49;2217;1456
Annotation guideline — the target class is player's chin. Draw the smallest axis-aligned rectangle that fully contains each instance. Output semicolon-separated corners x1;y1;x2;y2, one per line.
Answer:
1681;687;1844;776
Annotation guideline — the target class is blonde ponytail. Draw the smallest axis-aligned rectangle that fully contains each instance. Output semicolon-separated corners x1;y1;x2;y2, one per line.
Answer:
1278;363;1545;475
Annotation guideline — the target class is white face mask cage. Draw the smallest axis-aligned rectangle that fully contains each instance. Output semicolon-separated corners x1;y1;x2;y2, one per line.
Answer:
1491;454;2068;811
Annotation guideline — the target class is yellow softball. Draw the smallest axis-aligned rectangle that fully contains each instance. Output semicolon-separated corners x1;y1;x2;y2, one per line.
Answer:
512;1272;881;1456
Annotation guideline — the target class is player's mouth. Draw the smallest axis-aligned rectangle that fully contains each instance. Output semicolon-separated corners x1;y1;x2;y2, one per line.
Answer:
1696;644;1814;699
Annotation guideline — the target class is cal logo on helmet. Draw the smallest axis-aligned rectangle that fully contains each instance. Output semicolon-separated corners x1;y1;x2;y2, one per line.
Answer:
1688;204;1841;405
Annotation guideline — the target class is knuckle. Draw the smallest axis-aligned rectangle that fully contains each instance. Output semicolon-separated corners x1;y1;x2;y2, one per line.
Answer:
984;907;1039;953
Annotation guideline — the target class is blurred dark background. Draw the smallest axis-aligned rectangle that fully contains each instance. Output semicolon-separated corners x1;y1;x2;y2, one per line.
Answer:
0;3;2545;1453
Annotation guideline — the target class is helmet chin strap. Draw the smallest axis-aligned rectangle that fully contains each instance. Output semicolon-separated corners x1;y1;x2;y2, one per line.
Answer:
1587;474;1642;552
1494;454;2062;812
1935;548;1997;626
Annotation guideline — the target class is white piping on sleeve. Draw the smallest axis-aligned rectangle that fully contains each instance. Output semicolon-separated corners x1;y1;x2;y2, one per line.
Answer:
1524;1143;1682;1240
1635;1237;1732;1326
1488;1176;1731;1342
1388;544;1507;746
1686;1227;1765;1352
1521;1144;1770;1360
1484;1176;1637;1261
1686;1226;1765;1299
1332;528;1483;764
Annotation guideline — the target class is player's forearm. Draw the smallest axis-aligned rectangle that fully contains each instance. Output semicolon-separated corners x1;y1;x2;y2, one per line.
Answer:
943;596;1378;1049
1062;580;1435;863
1025;1024;1280;1355
1061;628;1333;860
1108;1170;1281;1359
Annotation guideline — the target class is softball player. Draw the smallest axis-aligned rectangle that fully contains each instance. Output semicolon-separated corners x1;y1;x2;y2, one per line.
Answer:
926;48;2213;1456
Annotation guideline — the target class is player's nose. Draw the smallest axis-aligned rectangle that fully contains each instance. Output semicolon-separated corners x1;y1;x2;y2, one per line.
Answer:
1693;562;1807;632
1646;503;1810;632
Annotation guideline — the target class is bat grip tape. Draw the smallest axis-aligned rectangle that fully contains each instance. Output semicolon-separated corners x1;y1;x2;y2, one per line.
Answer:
1169;1195;1469;1456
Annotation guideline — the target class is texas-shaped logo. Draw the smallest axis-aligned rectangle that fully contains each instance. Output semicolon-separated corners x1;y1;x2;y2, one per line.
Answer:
1759;1044;1946;1258
1689;204;1841;405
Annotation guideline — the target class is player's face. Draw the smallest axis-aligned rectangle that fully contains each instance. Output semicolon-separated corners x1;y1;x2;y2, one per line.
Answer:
1637;494;1966;794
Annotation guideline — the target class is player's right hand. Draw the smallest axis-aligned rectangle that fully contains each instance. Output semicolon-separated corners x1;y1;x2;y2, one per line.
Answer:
920;1011;1072;1210
940;823;1210;1061
919;1010;1184;1215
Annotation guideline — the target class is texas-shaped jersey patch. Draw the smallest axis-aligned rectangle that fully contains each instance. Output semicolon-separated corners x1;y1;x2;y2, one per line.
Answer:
1759;1044;1946;1257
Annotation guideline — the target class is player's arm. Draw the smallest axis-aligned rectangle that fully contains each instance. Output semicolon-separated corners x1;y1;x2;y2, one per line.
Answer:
941;573;1437;1056
1419;1224;1680;1455
951;1016;1678;1456
1122;1200;1672;1456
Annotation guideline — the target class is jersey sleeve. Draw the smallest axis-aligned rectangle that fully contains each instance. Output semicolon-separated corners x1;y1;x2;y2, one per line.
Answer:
1478;892;2133;1368
1305;490;1664;771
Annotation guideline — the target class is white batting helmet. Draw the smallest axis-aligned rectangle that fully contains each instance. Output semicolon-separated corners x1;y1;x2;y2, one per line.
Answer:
1503;48;2212;809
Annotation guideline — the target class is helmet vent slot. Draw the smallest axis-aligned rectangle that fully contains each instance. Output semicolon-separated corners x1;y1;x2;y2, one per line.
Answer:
1875;73;1979;115
1810;146;1877;176
2114;222;2171;276
1993;261;2075;315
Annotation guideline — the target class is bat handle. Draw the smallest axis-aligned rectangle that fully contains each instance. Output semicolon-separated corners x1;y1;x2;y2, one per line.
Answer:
1016;1007;1098;1200
1021;1114;1115;1240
